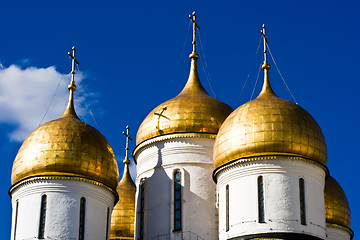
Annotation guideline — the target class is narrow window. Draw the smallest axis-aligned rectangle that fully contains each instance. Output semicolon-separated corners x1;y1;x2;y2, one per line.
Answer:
257;176;265;223
105;207;110;240
13;201;19;240
79;197;86;240
105;208;110;240
299;178;306;225
226;185;229;232
38;195;47;239
173;170;182;231
139;180;145;240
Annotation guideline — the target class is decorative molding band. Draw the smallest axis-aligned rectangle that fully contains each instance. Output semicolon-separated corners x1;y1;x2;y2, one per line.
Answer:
136;145;212;164
136;161;215;180
133;132;216;160
216;159;325;186
9;175;119;202
110;238;133;240
326;223;354;238
135;143;214;169
213;155;329;182
228;232;324;240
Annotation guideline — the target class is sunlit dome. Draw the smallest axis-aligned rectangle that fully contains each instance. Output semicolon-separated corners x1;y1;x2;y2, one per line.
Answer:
213;32;327;169
325;176;352;230
11;66;119;191
110;158;136;239
136;52;233;146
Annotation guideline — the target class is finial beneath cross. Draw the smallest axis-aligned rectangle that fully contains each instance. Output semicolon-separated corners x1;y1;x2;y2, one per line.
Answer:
261;24;270;70
122;125;132;164
189;11;200;54
67;46;80;92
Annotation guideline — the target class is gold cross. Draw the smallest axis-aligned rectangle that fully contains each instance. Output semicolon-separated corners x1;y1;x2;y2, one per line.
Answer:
122;125;132;164
260;24;268;62
189;11;200;53
154;107;170;132
67;46;80;91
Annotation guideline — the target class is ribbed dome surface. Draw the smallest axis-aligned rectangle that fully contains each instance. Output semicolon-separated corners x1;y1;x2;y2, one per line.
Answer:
110;163;136;239
325;176;351;228
11;102;119;191
136;54;233;145
214;74;327;169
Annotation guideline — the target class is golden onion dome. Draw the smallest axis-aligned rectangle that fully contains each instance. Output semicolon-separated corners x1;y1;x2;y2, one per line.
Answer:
214;61;327;169
214;26;327;170
110;158;136;239
325;176;351;229
11;71;119;191
136;52;233;145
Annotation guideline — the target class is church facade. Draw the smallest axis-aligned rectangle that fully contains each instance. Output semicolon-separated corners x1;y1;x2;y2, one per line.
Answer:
9;15;353;240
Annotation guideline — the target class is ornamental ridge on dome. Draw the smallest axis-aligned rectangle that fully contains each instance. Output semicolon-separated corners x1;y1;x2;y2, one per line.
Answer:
135;12;233;147
10;47;119;192
213;25;327;170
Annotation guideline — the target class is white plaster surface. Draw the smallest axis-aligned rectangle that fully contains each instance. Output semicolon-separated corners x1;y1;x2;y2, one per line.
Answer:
10;179;115;240
326;225;352;240
134;136;218;240
216;158;326;240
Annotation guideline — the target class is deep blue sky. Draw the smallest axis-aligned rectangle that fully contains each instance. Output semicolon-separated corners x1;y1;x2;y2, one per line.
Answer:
0;0;358;238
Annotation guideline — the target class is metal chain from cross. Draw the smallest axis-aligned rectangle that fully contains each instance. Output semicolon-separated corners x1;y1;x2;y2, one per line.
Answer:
122;125;132;164
189;11;200;53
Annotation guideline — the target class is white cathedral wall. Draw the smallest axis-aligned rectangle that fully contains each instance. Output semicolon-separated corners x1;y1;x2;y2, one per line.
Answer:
326;225;352;240
134;136;218;240
10;179;115;240
216;157;326;240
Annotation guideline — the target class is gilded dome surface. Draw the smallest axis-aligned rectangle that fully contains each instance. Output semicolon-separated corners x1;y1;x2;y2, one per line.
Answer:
325;176;351;228
214;70;327;169
136;53;233;145
110;162;136;239
11;85;119;191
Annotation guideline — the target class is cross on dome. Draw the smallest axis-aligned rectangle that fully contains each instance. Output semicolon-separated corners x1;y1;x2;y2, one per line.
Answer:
261;24;270;70
61;46;81;118
122;125;132;164
189;11;200;55
258;24;275;96
154;107;170;133
67;46;80;92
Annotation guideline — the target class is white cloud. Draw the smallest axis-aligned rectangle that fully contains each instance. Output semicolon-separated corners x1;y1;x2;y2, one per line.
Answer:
0;64;91;142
